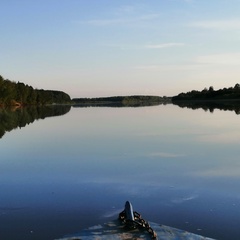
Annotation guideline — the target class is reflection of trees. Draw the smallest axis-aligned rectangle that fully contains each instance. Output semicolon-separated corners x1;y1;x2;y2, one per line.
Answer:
172;100;240;115
73;102;166;108
0;105;71;139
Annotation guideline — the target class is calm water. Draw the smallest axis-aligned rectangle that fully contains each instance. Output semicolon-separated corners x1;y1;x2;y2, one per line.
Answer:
1;104;240;240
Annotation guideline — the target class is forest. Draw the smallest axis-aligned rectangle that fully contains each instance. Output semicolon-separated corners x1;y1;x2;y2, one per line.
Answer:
0;75;71;106
172;84;240;101
72;95;171;107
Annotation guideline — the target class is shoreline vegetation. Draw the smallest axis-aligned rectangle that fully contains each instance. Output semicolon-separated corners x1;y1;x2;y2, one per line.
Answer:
172;84;240;102
1;74;240;109
171;84;240;114
2;75;240;140
0;75;171;107
0;75;71;107
72;96;171;107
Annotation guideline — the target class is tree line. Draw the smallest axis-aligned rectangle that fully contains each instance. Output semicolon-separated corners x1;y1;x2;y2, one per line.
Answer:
0;75;71;106
72;95;171;107
172;84;240;101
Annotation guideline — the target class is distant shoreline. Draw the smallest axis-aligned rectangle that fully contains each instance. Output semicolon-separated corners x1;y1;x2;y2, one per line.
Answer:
71;95;171;107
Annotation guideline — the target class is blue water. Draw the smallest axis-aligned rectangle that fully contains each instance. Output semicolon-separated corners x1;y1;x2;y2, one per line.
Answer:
1;105;240;240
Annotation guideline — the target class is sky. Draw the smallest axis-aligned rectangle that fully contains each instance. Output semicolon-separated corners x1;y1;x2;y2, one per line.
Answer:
1;0;240;98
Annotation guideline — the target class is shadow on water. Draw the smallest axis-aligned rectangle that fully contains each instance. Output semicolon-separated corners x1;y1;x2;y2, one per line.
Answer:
0;105;71;139
172;100;240;114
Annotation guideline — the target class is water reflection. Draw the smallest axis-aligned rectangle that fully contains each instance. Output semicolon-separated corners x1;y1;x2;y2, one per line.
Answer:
0;105;71;139
173;100;240;114
1;105;240;240
1;100;240;140
72;102;168;108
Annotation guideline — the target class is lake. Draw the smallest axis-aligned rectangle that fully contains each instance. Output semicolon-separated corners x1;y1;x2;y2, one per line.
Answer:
0;104;240;240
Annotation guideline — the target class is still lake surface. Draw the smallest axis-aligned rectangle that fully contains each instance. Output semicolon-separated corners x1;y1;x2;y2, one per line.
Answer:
1;104;240;240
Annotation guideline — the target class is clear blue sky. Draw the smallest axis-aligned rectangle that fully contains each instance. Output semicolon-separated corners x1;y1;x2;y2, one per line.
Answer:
1;0;240;98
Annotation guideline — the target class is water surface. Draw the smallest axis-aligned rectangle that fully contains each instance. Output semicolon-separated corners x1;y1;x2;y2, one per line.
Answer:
0;105;240;240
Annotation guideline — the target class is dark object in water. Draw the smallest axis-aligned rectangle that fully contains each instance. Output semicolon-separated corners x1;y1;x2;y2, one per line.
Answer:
119;201;157;238
57;201;216;240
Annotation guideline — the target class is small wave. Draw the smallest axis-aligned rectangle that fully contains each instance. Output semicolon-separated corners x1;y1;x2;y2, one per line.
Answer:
102;208;122;218
171;194;199;204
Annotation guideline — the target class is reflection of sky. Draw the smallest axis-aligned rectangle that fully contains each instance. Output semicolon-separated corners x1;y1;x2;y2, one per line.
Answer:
1;105;240;240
